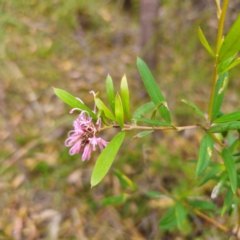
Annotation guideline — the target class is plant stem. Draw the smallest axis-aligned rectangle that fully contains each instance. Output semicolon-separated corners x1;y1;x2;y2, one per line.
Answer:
100;124;205;132
207;0;229;124
123;124;201;131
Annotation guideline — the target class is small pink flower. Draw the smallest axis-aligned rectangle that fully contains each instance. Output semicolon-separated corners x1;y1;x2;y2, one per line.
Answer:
65;96;108;161
82;143;92;161
97;138;109;151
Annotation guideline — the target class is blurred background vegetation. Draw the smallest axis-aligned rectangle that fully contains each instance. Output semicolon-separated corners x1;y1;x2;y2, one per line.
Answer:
1;0;240;239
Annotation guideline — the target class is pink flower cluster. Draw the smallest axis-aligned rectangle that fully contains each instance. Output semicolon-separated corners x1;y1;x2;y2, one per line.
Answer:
65;110;108;161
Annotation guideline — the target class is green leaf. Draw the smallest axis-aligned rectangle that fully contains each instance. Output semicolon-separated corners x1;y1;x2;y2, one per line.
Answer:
175;202;187;230
208;121;240;133
54;88;97;120
181;99;205;119
145;191;162;198
198;164;224;187
134;118;172;127
114;169;138;191
221;188;234;216
132;102;155;118
120;74;131;121
198;27;215;57
188;199;216;210
95;98;115;121
137;58;171;123
95;98;116;121
101;194;127;206
91;131;125;187
219;15;240;62
159;207;177;230
106;75;115;112
218;54;236;74
132;130;154;139
196;134;214;177
211;72;229;121
221;148;237;194
115;94;124;128
213;111;240;123
219;58;240;74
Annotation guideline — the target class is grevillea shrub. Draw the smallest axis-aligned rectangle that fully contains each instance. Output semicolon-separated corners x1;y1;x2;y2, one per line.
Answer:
55;1;240;236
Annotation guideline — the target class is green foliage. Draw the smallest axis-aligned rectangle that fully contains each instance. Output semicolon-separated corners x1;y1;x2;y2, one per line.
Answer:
134;118;172;126
106;75;115;112
132;130;154;139
221;148;237;193
137;58;171;123
54;88;97;120
175;202;187;230
159;207;177;230
219;58;240;74
213;111;240;123
221;188;234;216
211;72;228;122
95;98;116;121
198;164;224;187
181;99;205;119
132;102;155;118
101;194;127;206
188;199;216;210
219;15;240;62
208;121;240;133
218;54;237;74
198;27;215;57
196;134;214;177
120;75;131;121
114;169;138;191
91;131;125;187
115;93;124;128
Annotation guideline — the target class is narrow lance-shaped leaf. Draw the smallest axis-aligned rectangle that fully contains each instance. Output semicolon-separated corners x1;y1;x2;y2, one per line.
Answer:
188;199;216;210
134;118;172;127
219;15;240;62
196;134;214;177
218;54;236;75
211;72;228;121
106;75;115;111
54;88;97;120
221;148;237;194
120;74;131;121
95;98;116;121
114;169;138;191
115;93;124;128
208;121;240;133
132;102;155;118
101;194;127;206
137;58;171;123
159;207;177;230
213;111;240;123
198;164;224;187
132;130;154;139
221;188;234;216
219;58;240;75
198;27;215;57
175;203;187;230
91;131;125;187
181;99;205;119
